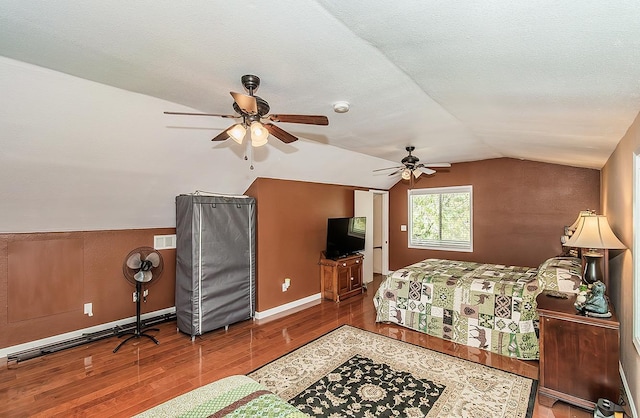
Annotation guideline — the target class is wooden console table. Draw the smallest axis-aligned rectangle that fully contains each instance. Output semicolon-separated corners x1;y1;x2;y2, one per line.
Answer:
319;252;363;302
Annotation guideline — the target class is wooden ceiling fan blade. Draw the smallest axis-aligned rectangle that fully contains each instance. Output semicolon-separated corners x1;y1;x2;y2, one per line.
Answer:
373;166;403;172
422;163;451;168
230;92;257;114
388;168;403;176
211;126;233;142
264;123;298;143
418;167;436;175
164;111;238;119
267;114;329;125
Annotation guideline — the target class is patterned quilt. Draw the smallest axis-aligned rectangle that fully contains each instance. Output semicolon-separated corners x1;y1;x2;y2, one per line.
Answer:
373;257;582;360
135;375;309;418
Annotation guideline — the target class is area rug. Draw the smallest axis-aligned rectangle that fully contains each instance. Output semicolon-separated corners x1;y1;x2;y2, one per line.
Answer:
248;325;537;417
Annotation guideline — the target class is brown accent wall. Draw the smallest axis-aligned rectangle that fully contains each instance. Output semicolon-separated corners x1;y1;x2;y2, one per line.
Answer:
389;158;600;270
0;160;600;350
0;228;176;349
245;178;362;312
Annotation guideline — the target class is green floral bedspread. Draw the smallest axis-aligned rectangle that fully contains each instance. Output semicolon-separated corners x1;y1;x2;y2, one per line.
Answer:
373;258;581;360
135;375;309;418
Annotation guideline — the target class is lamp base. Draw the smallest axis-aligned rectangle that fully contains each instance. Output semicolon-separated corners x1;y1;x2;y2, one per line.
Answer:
582;251;603;285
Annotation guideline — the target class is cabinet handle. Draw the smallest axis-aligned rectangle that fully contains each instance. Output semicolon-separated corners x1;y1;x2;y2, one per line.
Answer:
356;260;359;263
350;277;354;281
342;263;346;266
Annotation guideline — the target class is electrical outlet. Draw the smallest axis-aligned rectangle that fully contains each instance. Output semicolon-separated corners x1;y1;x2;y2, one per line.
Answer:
282;278;291;292
83;303;93;317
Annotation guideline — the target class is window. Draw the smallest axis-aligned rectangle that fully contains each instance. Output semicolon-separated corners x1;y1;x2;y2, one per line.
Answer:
408;185;473;251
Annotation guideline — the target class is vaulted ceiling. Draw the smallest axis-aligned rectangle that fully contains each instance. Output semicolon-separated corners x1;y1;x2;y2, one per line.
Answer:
2;1;639;169
1;1;640;233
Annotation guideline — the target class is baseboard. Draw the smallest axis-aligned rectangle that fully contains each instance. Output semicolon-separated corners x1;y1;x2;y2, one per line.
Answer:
254;293;321;320
0;307;176;360
620;362;639;418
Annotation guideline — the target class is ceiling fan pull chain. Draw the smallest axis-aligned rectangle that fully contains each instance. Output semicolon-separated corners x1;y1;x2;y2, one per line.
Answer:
244;141;253;170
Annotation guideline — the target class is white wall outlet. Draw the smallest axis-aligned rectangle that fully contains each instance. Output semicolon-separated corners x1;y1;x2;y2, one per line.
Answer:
400;224;407;232
83;303;93;317
282;278;291;292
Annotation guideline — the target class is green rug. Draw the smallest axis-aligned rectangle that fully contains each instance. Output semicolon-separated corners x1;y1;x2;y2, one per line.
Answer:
248;325;537;417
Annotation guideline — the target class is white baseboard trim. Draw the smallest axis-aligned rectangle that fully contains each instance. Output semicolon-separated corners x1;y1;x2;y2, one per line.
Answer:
620;362;639;418
0;307;176;360
254;293;321;320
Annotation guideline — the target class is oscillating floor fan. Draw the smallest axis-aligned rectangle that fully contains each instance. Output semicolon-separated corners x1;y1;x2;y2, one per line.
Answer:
113;247;164;353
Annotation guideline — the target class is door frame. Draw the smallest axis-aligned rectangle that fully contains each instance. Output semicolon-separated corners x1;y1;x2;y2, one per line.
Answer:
355;189;390;283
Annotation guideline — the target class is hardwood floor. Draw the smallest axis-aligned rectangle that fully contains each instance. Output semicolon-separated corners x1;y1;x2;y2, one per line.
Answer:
1;277;594;417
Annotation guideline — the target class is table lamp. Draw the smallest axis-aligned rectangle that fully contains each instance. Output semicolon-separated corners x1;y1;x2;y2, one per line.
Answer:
563;214;626;287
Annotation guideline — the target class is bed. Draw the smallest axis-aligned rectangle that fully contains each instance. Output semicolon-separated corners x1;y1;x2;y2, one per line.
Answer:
134;375;309;418
373;256;583;360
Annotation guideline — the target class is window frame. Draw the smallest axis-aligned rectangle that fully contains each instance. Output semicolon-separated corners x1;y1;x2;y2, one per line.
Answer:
407;185;473;252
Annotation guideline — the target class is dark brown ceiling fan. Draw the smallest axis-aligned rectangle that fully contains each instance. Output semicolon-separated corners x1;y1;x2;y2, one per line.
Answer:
164;74;329;146
374;146;451;183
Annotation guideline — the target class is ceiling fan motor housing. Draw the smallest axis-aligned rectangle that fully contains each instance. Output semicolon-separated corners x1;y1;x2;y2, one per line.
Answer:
241;74;260;93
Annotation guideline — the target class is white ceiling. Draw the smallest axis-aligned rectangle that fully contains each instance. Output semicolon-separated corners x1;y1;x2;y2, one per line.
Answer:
2;0;639;170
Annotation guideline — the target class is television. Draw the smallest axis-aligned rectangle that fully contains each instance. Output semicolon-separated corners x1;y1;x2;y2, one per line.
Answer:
325;217;366;260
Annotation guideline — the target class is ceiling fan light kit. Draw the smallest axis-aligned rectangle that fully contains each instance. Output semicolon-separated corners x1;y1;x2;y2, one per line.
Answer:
228;123;246;144
249;121;269;146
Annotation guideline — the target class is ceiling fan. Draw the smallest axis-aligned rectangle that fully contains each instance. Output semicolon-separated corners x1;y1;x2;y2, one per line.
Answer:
164;74;329;147
374;146;451;182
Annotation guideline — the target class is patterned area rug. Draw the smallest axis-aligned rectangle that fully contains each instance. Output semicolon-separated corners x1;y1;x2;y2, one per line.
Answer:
248;325;537;417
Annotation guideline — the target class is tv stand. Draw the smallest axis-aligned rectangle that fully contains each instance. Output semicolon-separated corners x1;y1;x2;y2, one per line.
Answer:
319;252;364;302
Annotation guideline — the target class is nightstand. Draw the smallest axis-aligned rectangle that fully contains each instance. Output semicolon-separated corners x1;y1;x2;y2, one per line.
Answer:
536;291;620;409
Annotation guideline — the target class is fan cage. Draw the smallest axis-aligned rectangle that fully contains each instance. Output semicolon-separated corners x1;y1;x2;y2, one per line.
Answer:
122;246;164;287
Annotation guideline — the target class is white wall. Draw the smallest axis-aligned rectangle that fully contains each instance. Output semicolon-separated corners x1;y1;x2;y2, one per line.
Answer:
0;57;397;233
602;110;639;417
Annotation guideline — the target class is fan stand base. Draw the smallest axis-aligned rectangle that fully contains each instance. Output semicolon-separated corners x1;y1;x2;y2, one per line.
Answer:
113;281;160;353
112;328;159;353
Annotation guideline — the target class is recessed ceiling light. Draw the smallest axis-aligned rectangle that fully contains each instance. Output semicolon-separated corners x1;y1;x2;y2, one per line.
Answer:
333;101;350;113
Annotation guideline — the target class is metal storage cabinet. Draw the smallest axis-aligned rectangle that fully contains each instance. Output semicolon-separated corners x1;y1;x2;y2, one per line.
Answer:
175;194;256;337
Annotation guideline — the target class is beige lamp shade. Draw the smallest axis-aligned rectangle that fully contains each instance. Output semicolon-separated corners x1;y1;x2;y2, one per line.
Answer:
228;124;246;144
250;121;269;147
568;210;595;231
563;215;626;249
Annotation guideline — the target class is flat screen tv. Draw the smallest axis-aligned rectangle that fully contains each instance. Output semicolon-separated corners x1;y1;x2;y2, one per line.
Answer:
325;217;366;260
